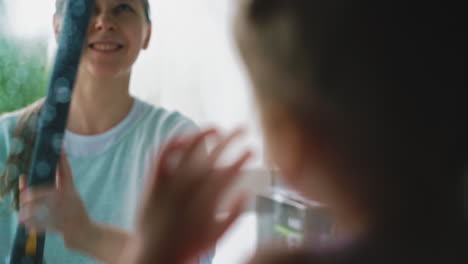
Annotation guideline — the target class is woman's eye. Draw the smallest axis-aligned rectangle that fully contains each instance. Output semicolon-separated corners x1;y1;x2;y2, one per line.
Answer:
115;4;134;13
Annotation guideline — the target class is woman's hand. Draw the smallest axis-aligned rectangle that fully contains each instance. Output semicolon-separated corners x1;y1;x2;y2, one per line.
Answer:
123;129;252;264
18;151;93;249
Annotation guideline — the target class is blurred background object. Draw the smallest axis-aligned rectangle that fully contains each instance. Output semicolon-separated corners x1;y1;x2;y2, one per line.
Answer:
0;0;49;114
256;170;334;250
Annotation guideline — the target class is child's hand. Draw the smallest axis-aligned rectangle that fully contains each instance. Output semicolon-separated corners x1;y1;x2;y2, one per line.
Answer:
128;129;252;264
18;151;93;248
247;248;316;264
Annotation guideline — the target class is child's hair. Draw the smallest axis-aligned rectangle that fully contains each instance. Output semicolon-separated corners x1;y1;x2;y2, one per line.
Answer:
236;0;466;215
0;99;43;210
55;0;152;23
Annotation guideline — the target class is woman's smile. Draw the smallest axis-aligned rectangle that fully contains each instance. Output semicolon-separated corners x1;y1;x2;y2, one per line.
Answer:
88;41;124;54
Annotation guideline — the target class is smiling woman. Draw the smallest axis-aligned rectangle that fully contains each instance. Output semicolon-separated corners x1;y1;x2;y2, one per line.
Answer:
0;0;216;264
64;0;152;78
1;0;263;263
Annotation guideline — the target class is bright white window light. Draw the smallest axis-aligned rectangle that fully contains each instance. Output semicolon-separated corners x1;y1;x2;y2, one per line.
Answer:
5;0;55;39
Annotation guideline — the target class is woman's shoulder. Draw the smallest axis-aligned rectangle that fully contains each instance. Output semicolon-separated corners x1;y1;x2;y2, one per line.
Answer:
0;109;23;132
0;99;43;137
0;109;23;152
135;98;199;138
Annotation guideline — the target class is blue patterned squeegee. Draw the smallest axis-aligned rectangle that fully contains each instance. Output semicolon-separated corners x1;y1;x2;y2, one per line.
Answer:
8;1;95;263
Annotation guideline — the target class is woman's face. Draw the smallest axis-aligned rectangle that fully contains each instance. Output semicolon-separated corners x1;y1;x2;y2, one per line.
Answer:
54;0;151;78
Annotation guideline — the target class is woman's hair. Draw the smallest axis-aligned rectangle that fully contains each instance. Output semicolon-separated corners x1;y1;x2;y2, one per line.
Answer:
55;0;152;23
236;0;466;212
0;99;44;210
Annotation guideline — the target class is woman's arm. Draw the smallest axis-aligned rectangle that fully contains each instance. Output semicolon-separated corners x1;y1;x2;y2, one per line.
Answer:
19;152;131;263
64;220;131;264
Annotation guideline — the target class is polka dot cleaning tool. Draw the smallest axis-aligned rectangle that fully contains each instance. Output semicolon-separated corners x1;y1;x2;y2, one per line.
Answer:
8;1;95;263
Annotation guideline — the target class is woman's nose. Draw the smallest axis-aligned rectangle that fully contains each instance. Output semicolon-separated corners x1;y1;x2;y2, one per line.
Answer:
92;13;116;31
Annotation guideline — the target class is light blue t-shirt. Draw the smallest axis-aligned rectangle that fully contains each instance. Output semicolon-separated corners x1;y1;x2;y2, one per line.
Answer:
0;98;212;264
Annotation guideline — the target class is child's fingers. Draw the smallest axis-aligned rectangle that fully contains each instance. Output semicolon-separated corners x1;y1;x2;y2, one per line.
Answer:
210;150;252;200
146;137;189;203
211;194;246;242
223;150;252;177
207;128;245;167
176;130;248;198
163;130;220;196
155;138;185;178
190;150;250;220
179;129;217;166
